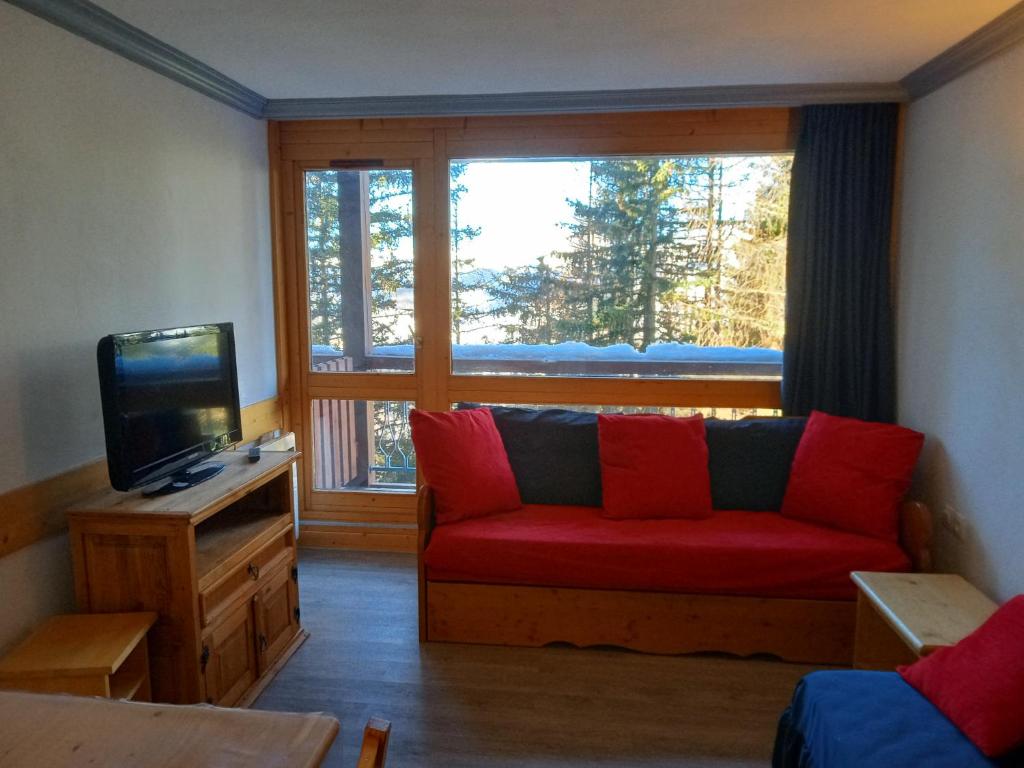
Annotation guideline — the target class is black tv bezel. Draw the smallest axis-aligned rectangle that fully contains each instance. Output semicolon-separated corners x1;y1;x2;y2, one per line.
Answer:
97;322;243;492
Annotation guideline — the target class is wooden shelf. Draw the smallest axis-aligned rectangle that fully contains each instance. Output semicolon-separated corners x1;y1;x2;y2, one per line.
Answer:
195;507;290;584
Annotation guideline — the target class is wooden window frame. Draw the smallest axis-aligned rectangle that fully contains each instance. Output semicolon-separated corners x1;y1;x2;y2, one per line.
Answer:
269;109;795;531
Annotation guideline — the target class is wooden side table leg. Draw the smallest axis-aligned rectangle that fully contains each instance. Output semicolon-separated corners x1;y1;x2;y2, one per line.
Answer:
135;639;153;702
853;593;918;670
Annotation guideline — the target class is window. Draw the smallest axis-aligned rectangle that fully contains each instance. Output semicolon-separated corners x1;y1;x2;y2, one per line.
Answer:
305;169;415;373
449;156;790;378
311;399;415;491
278;109;793;525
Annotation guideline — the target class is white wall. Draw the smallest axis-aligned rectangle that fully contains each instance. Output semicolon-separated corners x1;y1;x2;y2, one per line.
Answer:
898;41;1024;601
0;5;276;652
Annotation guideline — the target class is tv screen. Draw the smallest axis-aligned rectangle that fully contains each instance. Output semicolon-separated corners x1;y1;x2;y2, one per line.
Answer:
97;323;242;492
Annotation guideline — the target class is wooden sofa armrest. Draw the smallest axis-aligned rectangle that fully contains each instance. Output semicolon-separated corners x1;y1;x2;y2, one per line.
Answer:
416;485;435;642
417;484;435;549
899;500;933;573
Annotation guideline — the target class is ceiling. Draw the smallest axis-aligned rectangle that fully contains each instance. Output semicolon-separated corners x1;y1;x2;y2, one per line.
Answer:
92;0;1017;99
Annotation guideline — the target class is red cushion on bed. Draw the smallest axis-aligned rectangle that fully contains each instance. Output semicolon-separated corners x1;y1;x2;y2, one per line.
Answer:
598;414;712;519
424;505;910;600
409;408;521;524
782;411;924;540
899;596;1024;757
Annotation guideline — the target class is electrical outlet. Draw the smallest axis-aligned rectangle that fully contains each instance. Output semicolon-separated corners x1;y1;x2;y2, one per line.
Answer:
942;503;966;541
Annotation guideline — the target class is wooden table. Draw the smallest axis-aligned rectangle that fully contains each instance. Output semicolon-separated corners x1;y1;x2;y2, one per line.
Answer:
851;571;997;669
0;690;339;767
0;613;157;699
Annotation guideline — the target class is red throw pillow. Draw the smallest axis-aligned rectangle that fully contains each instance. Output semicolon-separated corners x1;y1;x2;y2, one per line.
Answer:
597;414;712;519
781;410;923;540
409;408;521;525
899;595;1024;757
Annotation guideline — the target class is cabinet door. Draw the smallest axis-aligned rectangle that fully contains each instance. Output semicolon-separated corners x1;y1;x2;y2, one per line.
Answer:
202;600;257;707
254;562;300;673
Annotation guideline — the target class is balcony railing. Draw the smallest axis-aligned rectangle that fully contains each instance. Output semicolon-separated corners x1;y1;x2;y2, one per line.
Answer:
310;348;781;492
313;346;783;379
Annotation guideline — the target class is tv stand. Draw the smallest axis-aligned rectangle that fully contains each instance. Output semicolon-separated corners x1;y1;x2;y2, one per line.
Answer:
67;451;303;707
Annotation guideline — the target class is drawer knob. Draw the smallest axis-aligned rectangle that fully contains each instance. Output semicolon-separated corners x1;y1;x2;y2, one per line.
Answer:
247;562;261;580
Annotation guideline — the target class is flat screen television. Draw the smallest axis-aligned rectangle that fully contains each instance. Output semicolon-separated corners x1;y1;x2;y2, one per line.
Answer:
97;323;242;494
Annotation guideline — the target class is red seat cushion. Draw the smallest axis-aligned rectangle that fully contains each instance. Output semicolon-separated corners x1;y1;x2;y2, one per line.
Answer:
409;408;521;524
899;595;1024;757
598;413;712;519
782;410;924;541
424;505;910;600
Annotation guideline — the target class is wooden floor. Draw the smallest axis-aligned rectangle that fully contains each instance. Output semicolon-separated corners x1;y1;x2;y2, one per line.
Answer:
254;549;819;767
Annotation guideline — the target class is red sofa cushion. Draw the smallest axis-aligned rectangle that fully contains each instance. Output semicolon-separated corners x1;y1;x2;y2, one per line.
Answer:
782;411;924;540
409;408;521;524
424;505;909;600
899;595;1024;757
598;414;712;519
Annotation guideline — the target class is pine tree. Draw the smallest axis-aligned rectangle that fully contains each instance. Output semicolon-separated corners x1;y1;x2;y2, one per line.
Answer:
714;156;790;349
553;157;722;350
485;256;564;344
304;169;419;349
304;172;341;348
450;162;482;344
366;170;414;346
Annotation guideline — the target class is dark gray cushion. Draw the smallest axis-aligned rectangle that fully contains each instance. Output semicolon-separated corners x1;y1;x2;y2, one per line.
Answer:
705;417;806;510
487;406;602;507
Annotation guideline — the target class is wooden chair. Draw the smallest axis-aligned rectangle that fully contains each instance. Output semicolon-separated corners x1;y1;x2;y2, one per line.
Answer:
357;717;391;768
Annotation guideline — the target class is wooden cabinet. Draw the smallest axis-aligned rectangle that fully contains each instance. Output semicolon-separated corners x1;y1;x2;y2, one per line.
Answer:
68;451;305;706
202;600;258;707
255;563;300;673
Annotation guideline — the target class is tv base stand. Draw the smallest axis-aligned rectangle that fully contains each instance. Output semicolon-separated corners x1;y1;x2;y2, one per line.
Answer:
68;451;302;706
141;461;226;497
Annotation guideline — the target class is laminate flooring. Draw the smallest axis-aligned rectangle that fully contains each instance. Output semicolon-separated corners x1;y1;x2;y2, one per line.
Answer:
254;549;818;767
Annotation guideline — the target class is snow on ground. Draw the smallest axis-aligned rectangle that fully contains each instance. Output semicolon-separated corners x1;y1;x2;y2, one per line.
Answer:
312;341;781;364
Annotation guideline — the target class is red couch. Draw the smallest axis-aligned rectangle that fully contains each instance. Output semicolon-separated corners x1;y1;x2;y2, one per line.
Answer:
417;410;931;664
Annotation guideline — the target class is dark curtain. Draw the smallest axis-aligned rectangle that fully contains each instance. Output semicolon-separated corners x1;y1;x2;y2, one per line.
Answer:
782;103;899;422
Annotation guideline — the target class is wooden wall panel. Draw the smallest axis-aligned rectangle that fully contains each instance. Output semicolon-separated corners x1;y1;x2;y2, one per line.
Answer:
0;397;285;559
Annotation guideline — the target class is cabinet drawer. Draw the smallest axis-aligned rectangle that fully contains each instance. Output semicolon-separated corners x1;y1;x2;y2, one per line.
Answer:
199;527;294;628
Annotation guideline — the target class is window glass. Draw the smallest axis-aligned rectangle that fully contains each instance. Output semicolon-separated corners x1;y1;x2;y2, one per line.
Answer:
305;169;414;373
449;156;790;378
311;399;415;491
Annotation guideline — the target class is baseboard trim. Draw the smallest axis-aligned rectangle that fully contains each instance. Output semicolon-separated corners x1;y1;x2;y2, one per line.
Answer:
299;523;417;553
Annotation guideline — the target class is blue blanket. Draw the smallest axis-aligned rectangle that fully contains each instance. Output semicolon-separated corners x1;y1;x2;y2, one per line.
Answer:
773;670;1024;768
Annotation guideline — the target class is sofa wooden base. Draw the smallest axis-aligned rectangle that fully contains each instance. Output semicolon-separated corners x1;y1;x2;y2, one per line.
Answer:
425;581;856;665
